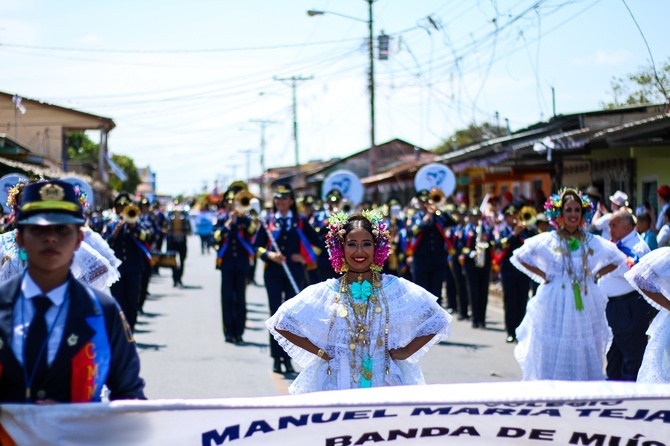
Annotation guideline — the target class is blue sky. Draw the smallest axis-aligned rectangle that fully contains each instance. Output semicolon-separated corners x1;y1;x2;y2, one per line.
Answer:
1;0;668;196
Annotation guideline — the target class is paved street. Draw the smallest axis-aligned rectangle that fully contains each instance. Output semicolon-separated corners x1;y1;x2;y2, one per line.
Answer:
135;236;521;399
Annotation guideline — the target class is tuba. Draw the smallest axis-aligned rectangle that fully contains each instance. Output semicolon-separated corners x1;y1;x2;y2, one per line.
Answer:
121;204;141;224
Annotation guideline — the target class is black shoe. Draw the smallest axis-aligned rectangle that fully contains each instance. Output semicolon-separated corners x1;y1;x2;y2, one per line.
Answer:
225;335;234;343
272;359;282;374
506;335;517;343
457;314;469;321
235;337;244;345
284;359;295;374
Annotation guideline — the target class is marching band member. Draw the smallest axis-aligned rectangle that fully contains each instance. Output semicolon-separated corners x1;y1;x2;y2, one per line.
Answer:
166;207;191;288
214;186;256;344
103;193;153;331
253;183;322;374
450;204;470;320
406;189;456;306
458;206;494;328
0;180;145;403
493;204;537;343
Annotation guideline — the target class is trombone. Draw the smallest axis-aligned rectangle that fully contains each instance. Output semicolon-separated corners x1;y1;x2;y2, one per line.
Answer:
519;206;537;227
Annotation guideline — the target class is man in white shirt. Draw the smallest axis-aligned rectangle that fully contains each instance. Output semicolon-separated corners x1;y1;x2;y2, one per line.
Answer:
600;210;653;381
592;190;628;241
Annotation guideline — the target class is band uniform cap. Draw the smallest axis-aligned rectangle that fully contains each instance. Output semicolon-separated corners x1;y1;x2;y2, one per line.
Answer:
139;197;150;206
584;185;601;198
302;194;317;205
469;207;482;216
657;185;670;199
502;204;518;215
17;180;85;226
417;189;430;202
387;196;401;207
535;212;549;223
456;204;468;214
114;192;132;206
274;183;294;198
224;189;236;201
444;203;456;213
609;190;629;207
326;189;342;202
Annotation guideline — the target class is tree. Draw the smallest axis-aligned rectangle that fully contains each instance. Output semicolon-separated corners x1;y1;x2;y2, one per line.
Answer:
109;154;142;194
433;122;507;154
67;132;99;164
602;58;670;109
67;131;142;194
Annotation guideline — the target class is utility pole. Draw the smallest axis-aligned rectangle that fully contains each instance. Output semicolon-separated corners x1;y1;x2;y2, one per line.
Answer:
239;149;254;183
273;75;313;176
250;119;278;205
367;0;377;177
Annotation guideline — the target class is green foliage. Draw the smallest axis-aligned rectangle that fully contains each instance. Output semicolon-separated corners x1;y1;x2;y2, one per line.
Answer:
108;154;142;194
602;58;670;109
433;122;507;154
67;132;99;164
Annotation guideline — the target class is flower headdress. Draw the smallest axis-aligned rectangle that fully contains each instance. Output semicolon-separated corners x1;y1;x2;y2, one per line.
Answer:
325;210;391;273
544;187;595;230
73;185;90;211
6;179;30;223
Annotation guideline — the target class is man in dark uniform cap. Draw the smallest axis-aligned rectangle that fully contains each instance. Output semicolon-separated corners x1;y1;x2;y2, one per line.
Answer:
452;204;470;320
103;193;152;331
254;183;322;374
0;180;145;403
459;206;493;328
407;189;456;305
494;204;536;342
213;187;256;344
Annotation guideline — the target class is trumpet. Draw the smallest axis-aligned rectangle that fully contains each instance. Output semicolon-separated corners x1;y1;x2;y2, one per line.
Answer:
235;189;255;212
429;187;446;207
121;203;141;224
519;206;537;227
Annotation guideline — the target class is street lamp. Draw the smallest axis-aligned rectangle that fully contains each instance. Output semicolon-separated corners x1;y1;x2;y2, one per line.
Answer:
307;1;378;176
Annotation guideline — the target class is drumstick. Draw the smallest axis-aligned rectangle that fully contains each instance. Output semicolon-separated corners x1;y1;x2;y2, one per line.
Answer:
260;218;300;295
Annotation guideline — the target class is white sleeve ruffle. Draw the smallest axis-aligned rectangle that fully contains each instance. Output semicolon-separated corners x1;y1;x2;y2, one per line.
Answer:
266;280;340;369
625;247;670;311
71;241;121;290
510;232;556;283
384;277;451;364
83;228;122;268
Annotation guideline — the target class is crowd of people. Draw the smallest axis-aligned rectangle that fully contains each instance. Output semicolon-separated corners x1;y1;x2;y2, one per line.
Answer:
2;173;670;405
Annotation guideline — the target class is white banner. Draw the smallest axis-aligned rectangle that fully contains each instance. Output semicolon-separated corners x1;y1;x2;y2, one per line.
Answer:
2;381;670;445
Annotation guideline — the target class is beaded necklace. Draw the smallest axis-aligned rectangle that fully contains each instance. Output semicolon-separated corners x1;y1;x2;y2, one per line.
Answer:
327;271;390;386
559;229;593;311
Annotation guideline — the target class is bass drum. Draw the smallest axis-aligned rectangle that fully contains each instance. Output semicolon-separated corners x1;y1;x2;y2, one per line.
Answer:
414;163;456;198
321;169;364;205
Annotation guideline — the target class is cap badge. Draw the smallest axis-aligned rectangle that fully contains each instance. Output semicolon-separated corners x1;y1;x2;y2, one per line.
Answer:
39;184;65;202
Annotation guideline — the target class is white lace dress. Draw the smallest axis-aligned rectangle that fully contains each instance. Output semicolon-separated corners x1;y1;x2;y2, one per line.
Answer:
267;275;451;394
624;247;670;383
0;229;121;291
510;231;627;381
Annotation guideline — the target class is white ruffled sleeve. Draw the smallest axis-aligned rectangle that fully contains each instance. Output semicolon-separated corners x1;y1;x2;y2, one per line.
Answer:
625;247;670;311
384;276;451;364
83;228;122;268
71;242;121;290
266;280;339;368
510;232;555;283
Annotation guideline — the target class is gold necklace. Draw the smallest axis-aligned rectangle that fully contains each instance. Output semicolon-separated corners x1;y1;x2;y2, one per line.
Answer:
328;271;390;384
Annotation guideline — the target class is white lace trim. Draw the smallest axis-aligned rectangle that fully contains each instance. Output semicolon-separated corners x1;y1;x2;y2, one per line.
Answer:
0;229;120;290
624;247;670;311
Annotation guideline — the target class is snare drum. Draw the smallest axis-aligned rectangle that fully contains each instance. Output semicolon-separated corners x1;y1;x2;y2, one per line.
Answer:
159;251;178;268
